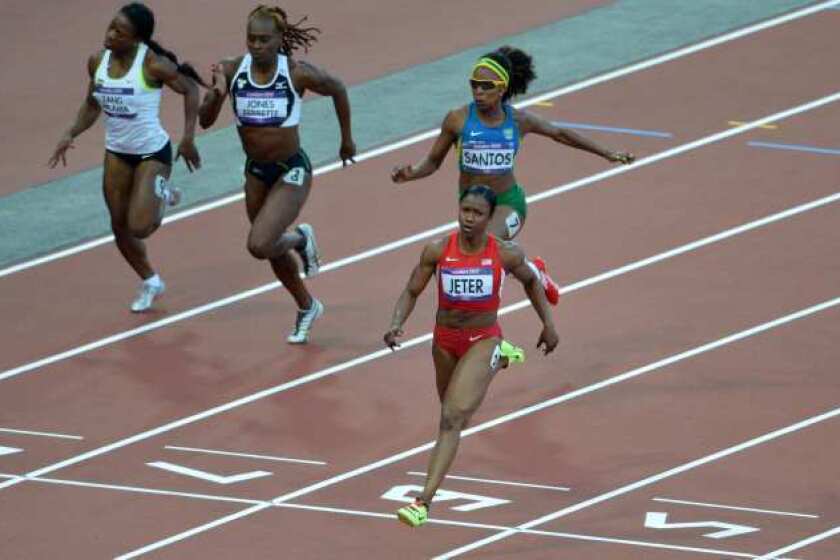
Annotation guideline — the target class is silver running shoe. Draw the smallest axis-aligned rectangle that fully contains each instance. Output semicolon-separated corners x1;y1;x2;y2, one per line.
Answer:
294;223;321;277
287;298;324;344
130;280;166;313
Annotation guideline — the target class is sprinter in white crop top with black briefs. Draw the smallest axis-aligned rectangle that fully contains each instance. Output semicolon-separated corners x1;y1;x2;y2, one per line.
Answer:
199;5;356;345
49;2;204;313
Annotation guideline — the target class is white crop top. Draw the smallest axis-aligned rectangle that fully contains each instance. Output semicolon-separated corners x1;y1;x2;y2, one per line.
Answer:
93;43;169;154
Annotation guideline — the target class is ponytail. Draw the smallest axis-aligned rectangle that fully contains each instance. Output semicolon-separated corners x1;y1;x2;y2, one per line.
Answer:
145;38;208;87
481;46;536;102
120;2;208;87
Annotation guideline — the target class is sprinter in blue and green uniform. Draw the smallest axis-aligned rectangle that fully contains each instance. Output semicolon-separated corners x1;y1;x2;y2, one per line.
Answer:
391;46;635;306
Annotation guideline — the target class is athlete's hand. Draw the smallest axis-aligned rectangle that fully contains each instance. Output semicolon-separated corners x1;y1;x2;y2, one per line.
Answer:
48;133;74;168
340;138;356;167
607;151;635;165
536;325;559;355
209;63;226;96
384;326;404;350
175;137;201;172
391;164;413;183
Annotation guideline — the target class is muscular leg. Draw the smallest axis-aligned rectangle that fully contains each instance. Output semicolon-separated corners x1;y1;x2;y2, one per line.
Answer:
102;153;154;280
433;344;459;403
419;338;502;505
128;159;172;238
244;174;313;310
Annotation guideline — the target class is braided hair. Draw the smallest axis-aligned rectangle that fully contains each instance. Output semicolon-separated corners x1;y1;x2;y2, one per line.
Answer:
481;46;536;102
119;2;207;87
248;5;321;54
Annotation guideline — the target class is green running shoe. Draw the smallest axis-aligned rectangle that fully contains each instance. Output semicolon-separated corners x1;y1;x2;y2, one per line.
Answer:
499;340;525;366
397;499;428;527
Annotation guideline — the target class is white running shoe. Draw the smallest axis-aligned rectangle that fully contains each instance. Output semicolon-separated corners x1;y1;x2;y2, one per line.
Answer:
287;298;324;344
294;223;321;277
130;279;166;313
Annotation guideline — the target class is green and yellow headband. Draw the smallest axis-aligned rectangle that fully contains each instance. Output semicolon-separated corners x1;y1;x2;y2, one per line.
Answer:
472;57;509;88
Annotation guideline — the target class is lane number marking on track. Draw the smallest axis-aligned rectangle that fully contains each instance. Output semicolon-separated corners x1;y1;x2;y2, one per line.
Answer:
382;484;510;511
645;511;760;539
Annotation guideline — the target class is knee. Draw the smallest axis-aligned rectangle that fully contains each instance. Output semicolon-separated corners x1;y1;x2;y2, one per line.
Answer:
111;219;150;240
247;241;267;260
127;221;156;239
111;219;128;237
439;407;469;432
246;234;270;260
125;211;158;238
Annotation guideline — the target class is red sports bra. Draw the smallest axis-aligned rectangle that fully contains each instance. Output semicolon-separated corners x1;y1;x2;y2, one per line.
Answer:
437;232;504;313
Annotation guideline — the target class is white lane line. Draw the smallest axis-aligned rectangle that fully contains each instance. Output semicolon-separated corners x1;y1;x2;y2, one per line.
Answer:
0;427;84;440
652;497;820;519
281;503;796;560
0;192;835;494
434;408;840;559
117;297;840;557
0;472;265;507
164;446;326;466
2;89;839;386
755;526;840;559
0;473;783;560
527;91;840;208
406;471;570;492
2;0;836;280
0;446;23;457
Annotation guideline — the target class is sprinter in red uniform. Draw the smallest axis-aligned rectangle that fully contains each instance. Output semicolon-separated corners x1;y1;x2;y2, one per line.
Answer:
384;185;558;527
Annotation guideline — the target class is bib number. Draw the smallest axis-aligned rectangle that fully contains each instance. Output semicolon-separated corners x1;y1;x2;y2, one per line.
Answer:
504;211;522;239
490;344;501;371
283;167;306;186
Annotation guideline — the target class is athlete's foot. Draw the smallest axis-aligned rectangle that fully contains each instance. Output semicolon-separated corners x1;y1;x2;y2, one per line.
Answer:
397;498;429;528
287;298;324;344
130;277;166;313
532;256;560;306
294;223;321;277
498;340;525;369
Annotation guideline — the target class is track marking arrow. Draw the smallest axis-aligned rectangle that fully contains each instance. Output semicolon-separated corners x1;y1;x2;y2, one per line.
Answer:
147;461;272;485
645;511;760;539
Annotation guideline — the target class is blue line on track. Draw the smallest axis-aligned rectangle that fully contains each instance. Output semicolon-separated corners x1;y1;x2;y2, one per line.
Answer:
553;121;673;138
747;141;840;156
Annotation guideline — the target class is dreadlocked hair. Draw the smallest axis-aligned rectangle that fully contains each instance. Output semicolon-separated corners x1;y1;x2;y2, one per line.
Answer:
482;46;536;102
248;5;320;54
120;2;208;87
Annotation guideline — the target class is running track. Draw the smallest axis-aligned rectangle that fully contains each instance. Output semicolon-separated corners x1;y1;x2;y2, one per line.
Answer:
1;3;838;559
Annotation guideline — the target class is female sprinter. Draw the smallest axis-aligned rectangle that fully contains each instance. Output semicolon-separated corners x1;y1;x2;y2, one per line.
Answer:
384;185;559;527
199;5;356;344
391;46;635;305
48;2;204;312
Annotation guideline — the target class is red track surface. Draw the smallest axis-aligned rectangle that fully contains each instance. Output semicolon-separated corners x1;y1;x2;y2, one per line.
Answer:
1;6;838;560
2;0;606;194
